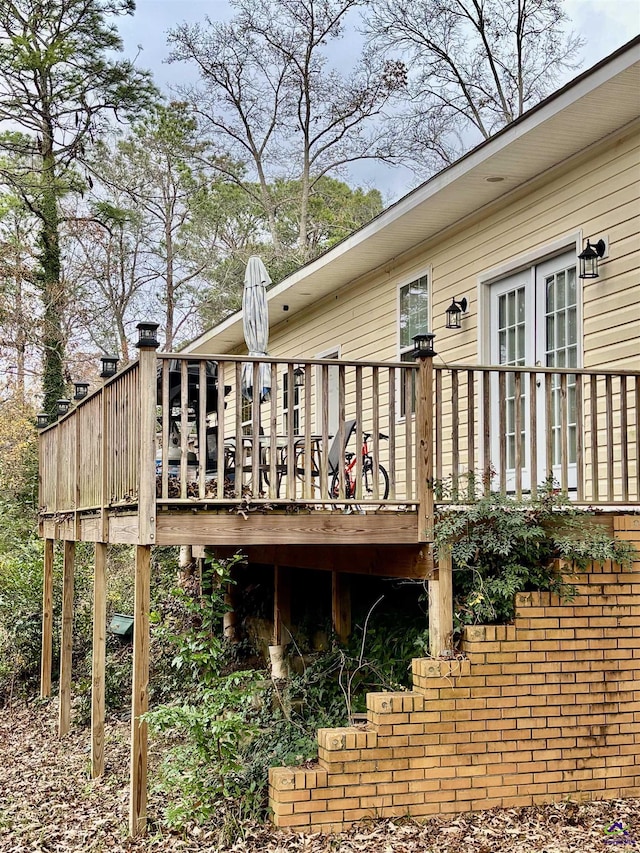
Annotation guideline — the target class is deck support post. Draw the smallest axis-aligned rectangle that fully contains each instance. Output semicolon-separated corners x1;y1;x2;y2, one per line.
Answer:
332;571;351;644
223;582;239;642
130;544;151;837
415;342;435;543
91;541;107;778
428;549;453;657
40;538;55;699
273;565;291;647
58;540;75;737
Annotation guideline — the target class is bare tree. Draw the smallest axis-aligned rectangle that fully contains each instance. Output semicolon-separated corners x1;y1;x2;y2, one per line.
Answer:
168;0;404;263
364;0;583;170
86;104;219;349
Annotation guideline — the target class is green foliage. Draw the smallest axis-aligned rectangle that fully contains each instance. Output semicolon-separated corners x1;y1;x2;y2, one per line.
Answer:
0;500;47;698
145;565;431;831
145;552;262;827
435;485;637;630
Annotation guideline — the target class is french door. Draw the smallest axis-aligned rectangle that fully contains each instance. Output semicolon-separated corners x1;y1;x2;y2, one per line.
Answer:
489;251;579;491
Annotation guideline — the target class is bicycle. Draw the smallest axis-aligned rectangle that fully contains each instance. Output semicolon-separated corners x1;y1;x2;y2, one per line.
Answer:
330;431;389;500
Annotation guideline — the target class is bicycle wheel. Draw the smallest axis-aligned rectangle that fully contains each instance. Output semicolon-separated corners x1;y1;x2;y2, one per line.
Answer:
362;462;389;500
330;470;354;499
330;465;389;500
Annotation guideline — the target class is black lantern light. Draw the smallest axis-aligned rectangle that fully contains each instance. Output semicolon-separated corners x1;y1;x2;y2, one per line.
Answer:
56;399;71;418
445;297;468;330
136;320;160;349
411;332;437;359
293;366;305;387
100;355;119;379
578;238;606;279
73;381;90;401
36;412;50;429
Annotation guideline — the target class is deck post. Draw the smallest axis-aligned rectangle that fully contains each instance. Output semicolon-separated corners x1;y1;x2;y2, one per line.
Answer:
428;549;453;657
58;539;75;737
136;323;159;547
91;541;107;778
332;571;351;643
130;544;151;837
273;565;291;646
129;323;159;837
414;336;435;543
40;538;55;699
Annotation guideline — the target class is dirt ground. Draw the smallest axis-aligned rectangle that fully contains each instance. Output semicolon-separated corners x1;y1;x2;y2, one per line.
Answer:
0;700;638;852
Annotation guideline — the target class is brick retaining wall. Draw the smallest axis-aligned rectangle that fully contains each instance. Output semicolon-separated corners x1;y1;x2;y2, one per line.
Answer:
269;515;640;832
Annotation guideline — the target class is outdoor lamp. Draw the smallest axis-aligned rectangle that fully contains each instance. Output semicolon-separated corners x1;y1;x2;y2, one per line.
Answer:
100;355;119;379
136;320;160;349
411;332;437;359
293;366;305;387
578;238;606;279
56;399;71;418
36;412;49;429
445;297;468;330
73;381;89;401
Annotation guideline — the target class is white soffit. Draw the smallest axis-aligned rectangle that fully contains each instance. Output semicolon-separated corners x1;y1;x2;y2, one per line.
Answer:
187;38;640;355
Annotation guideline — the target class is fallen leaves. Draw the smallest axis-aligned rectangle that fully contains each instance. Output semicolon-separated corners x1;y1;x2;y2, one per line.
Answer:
1;700;639;852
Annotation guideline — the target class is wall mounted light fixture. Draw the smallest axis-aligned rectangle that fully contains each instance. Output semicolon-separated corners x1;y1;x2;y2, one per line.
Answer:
445;297;468;330
578;238;606;279
293;366;305;387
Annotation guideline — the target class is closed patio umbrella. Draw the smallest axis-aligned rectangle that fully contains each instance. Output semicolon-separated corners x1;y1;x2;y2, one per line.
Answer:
241;256;272;401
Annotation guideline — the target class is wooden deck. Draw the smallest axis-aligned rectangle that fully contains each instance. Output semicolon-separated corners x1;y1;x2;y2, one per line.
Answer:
36;342;640;837
38;349;640;550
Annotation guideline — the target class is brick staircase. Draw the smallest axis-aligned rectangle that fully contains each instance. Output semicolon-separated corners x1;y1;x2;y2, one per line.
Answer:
269;515;640;832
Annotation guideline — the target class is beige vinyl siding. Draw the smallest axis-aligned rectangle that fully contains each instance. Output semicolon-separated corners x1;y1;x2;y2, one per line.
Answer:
263;122;638;373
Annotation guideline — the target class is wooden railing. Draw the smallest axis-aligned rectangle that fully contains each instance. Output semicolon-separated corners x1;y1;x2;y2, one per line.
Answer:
39;362;140;515
155;353;419;506
38;354;640;526
434;364;640;504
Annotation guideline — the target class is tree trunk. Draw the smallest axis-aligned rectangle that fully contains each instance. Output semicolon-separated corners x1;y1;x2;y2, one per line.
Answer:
38;167;65;416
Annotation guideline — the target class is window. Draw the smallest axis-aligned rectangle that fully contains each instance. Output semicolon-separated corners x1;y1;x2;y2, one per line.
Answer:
241;396;253;435
399;274;429;415
283;371;300;435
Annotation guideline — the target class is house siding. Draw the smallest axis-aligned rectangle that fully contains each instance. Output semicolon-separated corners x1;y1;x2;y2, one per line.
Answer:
262;122;639;372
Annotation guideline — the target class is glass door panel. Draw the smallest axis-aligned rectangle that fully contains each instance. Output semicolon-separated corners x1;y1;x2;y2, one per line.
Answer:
489;251;580;492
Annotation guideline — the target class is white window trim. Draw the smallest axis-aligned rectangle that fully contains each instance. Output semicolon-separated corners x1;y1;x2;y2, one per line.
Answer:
396;267;432;361
397;267;432;421
315;345;341;436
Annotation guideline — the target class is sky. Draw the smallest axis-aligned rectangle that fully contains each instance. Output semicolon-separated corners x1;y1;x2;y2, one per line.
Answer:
116;0;640;201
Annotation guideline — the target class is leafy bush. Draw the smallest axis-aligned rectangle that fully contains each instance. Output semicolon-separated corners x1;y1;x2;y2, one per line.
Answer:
144;553;432;833
0;500;49;699
435;485;637;630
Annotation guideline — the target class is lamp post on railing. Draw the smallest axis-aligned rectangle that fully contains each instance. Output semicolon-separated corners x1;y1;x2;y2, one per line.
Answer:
100;355;119;380
412;332;436;543
73;381;90;402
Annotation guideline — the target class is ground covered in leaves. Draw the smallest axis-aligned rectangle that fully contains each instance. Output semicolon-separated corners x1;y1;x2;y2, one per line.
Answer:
1;701;638;852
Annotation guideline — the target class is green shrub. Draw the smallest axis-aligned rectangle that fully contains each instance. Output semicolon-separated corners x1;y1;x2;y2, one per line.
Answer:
435;484;637;631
